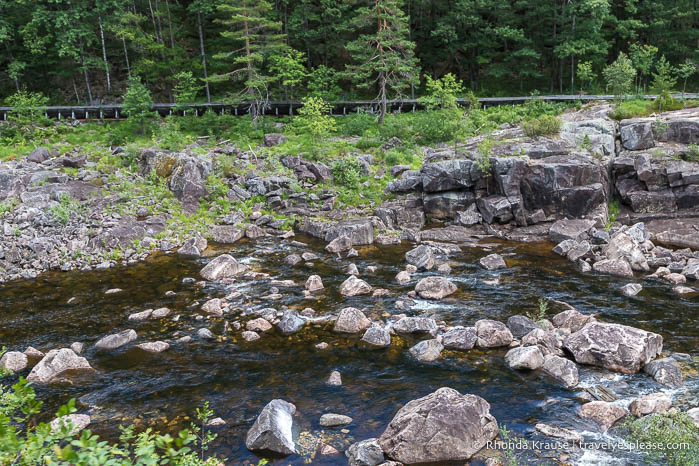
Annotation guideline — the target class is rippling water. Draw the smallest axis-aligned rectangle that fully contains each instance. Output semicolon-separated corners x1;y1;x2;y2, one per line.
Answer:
1;234;697;465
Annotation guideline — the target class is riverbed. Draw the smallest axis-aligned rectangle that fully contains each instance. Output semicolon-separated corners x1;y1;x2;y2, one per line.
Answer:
1;234;697;464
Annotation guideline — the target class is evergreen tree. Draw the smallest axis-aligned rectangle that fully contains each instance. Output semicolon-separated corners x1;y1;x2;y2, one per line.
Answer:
602;52;636;100
345;0;419;124
212;0;286;127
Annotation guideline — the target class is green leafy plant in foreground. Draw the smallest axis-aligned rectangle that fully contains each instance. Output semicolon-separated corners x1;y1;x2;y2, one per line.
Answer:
526;298;549;324
624;412;699;466
0;378;223;465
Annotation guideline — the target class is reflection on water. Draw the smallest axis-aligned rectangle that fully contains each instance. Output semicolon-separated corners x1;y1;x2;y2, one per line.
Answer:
1;234;697;464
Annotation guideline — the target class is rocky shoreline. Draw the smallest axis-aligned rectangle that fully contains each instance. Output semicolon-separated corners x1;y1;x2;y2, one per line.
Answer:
1;102;698;464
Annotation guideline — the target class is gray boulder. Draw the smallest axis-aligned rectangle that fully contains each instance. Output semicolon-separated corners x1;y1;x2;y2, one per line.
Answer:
592;258;634;277
620;120;655;150
548;219;596;243
405;245;434;271
362;326;392;347
507;315;541;338
27;147;51;163
629;393;672;417
211;226;244;244
604;231;649;272
442;326;477;350
479;253;507;270
245;399;297;456
392;317;437;336
578;401;628;431
475;319;513;348
334;307;371;334
95;329;138;351
505;346;544;370
542;354;579;388
263;133;288;147
177;236;207;257
378;387;498;464
200;254;248;281
339;275;373;296
346;438;385;466
320;413;353;427
564;322;663;373
551;309;595;333
0;351;28;372
408;339;443;362
326;235;352;253
643;357;683;387
414;276;457;299
26;348;93;383
277;310;306;335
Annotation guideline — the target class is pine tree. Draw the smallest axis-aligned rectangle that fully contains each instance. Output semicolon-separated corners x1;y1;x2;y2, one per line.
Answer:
212;0;286;127
345;0;419;124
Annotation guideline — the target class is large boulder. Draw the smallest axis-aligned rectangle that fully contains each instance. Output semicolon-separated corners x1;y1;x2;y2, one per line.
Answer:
479;253;507;270
442;326;477;350
643;357;683;387
346;438;385;466
27;147;51;164
578;401;628;430
603;231;649;272
408;339;444;362
245;399;297;456
564;322;663;373
200;254;248;281
548;219;596;243
629;393;672;417
505;346;544;370
405;245;434;271
334;307;371;334
507;315;541;338
362;326;392;347
542;354;579;388
26;348;93;383
277;310;306;335
211;226;244;244
339;275;373;297
0;351;28;372
475;319;513;348
551;309;595;333
620;119;655;150
414;276;457;299
378;387;498;464
421;159;479;192
95;329;138;351
392;317;438;336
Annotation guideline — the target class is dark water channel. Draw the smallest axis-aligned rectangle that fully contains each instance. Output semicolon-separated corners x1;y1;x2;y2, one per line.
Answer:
1;234;697;465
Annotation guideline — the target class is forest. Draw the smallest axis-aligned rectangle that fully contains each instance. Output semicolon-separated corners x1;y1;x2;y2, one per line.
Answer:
0;0;697;105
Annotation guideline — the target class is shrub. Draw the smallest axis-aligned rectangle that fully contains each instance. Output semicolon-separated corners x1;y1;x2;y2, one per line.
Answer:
338;110;376;137
306;65;342;102
173;71;201;109
624;412;698;466
295;96;336;144
521;115;562;137
332;156;362;188
155;116;195;151
2;90;49;140
603;52;636;100
123;76;155;135
0;378;222;465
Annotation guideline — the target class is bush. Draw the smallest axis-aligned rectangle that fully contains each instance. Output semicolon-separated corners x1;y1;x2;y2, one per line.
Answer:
521;115;562;137
332;156;363;188
1;90;50;140
0;378;222;465
624;412;698;466
155;116;195;151
295;96;336;144
338;110;376;137
123;76;155;135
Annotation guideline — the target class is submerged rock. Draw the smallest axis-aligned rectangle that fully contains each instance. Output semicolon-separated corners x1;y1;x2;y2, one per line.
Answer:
277;310;306;335
327;370;342;386
620;283;643;296
414;276;457;299
564;322;663;373
245;399;297;456
136;341;169;353
378;387;498;464
320;413;353;427
535;423;583;444
305;275;324;292
27;348;93;383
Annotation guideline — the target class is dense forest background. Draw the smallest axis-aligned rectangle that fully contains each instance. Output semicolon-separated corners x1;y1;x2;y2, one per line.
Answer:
0;0;697;104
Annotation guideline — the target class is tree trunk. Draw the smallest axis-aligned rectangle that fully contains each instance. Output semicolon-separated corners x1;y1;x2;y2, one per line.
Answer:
79;41;93;103
165;0;175;49
197;11;211;102
122;37;131;75
378;72;387;125
98;17;111;94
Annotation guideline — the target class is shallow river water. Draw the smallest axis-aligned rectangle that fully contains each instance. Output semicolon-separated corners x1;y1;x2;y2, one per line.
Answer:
1;234;697;465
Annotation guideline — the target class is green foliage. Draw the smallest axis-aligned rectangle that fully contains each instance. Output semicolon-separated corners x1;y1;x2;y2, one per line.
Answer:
306;65;342;102
576;61;595;93
123;76;155;135
521;115;562;137
606;197;620;229
629;43;658;92
1;90;49;141
499;426;519;466
337;110;376;137
1;378;222;465
332;157;363;188
603;53;636;99
526;298;549;323
420;73;464;111
624;412;699;466
295;96;336;144
677;60;697;96
173;71;201;108
475;137;494;174
269;48;307;99
651;56;677;111
155;117;195;151
49;194;82;226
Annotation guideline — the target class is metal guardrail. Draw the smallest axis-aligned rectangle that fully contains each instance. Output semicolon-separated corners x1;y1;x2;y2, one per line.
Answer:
0;93;696;121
